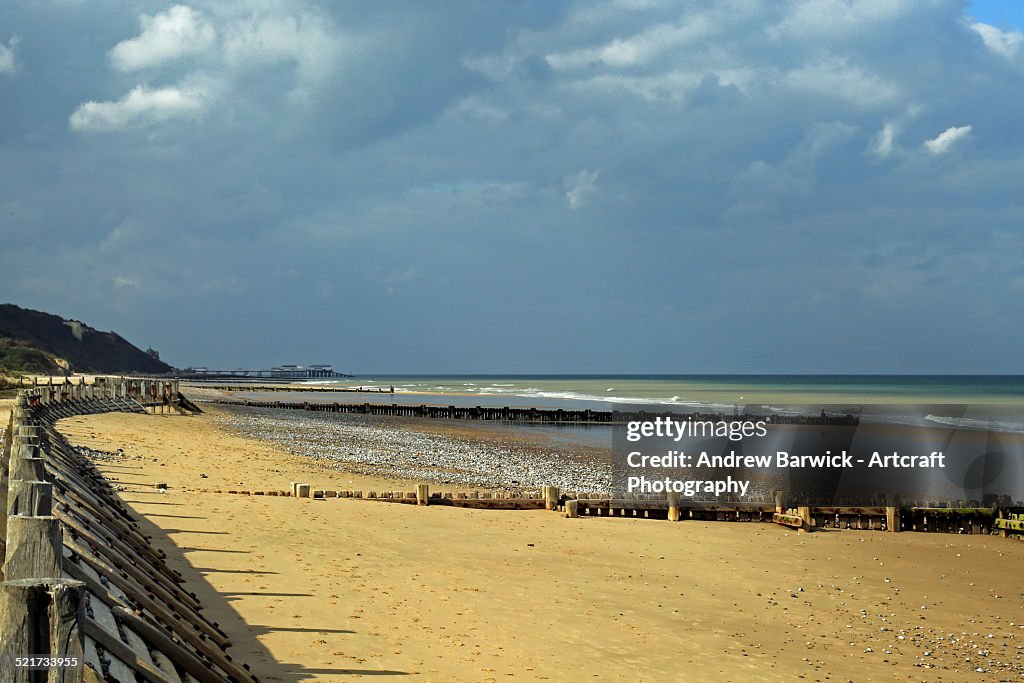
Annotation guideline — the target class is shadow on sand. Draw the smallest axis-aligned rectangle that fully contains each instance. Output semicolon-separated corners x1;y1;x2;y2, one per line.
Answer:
121;499;183;506
286;668;410;677
124;500;411;681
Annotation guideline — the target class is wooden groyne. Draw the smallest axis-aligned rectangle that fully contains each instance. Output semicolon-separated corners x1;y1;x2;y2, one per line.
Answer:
1;380;248;683
225;399;614;422
186;383;393;394
193;483;1021;538
209;398;861;426
19;377;203;419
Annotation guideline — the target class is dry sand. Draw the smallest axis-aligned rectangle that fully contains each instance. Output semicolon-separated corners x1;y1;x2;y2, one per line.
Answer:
55;409;1024;682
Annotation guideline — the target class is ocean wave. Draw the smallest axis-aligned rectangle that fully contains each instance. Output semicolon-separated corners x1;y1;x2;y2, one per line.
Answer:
925;414;1024;434
470;387;739;410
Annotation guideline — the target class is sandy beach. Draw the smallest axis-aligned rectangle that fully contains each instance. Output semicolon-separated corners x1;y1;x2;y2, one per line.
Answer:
54;408;1024;682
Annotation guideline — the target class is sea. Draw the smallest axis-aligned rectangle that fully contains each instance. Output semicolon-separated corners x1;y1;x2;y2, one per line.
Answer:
217;375;1024;497
228;374;1024;440
282;374;1024;407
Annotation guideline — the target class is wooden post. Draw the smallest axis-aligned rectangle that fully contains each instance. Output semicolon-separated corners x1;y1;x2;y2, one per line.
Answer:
7;481;53;517
10;454;45;484
774;490;787;515
3;516;62;581
16;425;40;440
416;484;430;506
0;578;85;682
667;491;681;522
797;505;812;532
565;499;579;518
543;485;560;511
11;431;38;447
885;494;901;533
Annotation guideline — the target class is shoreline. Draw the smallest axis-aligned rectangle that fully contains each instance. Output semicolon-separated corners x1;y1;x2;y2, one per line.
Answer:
183;380;1024;408
54;409;1024;681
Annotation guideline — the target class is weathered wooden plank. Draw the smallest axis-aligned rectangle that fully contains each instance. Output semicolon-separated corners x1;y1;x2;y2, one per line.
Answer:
104;651;141;683
994;517;1024;533
0;578;85;683
7;479;53;517
66;552;131;605
62;517;204;616
3;515;62;580
437;499;546;510
113;605;244;683
772;512;804;529
149;645;185;683
85;615;172;683
10;452;46;482
56;504;184;591
122;623;168;681
84;634;104;678
64;537;230;651
88;589;121;640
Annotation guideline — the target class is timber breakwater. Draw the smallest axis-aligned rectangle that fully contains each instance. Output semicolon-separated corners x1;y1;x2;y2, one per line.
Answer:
207;396;862;425
1;378;255;683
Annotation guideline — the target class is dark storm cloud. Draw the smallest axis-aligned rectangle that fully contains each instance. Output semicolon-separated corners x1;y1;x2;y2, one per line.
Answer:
0;0;1022;372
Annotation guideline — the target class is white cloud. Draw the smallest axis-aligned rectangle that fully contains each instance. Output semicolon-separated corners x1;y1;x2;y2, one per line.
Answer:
871;121;897;159
72;3;349;133
0;36;20;75
547;17;714;70
450;96;508;121
867;105;923;159
112;276;141;289
769;0;918;42
110;5;216;72
221;12;345;104
782;56;899;107
971;22;1023;60
69;85;206;132
565;169;599;210
923;124;972;155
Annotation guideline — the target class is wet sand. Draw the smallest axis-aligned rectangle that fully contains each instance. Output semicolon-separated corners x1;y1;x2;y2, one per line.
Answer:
56;409;1024;682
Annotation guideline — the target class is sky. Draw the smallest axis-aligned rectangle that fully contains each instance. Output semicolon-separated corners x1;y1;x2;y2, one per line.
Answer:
1;0;1022;374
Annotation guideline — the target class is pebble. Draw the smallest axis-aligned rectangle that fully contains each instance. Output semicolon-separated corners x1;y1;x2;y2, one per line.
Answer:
215;405;612;491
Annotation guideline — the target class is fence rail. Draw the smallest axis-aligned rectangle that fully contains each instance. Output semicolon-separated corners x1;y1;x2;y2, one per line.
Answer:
1;379;250;683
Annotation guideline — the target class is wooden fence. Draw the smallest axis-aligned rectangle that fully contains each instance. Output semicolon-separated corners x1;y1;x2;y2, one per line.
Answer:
1;381;250;682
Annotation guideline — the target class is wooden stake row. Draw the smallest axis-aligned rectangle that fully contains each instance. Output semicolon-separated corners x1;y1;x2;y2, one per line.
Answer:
1;383;256;682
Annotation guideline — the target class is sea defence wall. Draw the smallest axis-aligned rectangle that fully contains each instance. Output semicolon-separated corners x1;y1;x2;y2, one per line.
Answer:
208;396;861;426
20;377;201;416
190;483;1023;538
1;380;252;683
